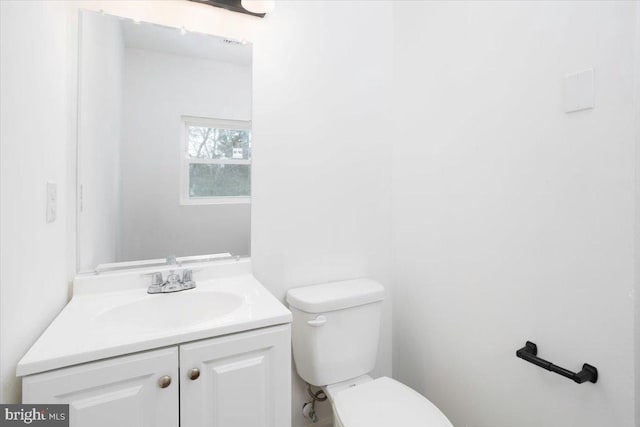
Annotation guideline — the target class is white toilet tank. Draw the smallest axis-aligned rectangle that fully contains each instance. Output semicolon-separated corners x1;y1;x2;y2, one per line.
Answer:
286;279;384;386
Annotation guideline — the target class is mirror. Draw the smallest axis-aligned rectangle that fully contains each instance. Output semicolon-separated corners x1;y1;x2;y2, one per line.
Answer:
77;10;252;272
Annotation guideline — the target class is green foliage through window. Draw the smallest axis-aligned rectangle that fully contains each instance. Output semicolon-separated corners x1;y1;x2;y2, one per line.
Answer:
189;164;250;198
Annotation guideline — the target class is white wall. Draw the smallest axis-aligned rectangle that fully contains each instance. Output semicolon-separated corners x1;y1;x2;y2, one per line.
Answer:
0;1;77;404
392;2;637;427
77;11;123;271
119;48;251;261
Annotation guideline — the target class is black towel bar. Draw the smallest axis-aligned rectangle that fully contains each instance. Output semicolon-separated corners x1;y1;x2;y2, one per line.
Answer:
516;341;598;384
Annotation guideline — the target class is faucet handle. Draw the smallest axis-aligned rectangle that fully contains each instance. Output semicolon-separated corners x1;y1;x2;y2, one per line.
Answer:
181;269;196;290
151;272;163;286
147;272;165;294
182;269;193;283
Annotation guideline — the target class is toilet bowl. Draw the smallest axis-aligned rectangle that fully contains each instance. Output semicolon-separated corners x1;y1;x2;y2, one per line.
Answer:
326;375;453;427
286;279;453;427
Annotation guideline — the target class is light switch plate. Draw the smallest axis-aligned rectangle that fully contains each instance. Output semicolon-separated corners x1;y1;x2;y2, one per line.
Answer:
46;181;57;223
564;68;594;113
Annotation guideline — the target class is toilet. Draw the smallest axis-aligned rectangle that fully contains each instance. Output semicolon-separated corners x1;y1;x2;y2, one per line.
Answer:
286;278;453;427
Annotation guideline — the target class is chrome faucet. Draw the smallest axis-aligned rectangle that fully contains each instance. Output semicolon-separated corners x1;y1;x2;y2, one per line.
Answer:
147;269;196;294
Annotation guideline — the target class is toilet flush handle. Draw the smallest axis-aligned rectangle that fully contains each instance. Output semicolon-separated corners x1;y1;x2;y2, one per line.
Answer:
307;315;327;327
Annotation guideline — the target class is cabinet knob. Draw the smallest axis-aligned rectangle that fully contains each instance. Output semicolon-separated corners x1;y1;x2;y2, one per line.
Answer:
188;368;200;381
158;375;172;389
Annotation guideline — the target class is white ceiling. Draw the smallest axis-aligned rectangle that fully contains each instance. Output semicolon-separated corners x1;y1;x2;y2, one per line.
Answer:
120;19;252;66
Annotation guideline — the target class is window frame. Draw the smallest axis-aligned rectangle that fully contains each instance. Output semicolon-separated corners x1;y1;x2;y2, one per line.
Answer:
180;116;252;206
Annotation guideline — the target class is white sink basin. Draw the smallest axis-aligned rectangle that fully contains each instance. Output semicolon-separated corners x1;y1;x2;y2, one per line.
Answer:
17;260;292;377
95;291;244;331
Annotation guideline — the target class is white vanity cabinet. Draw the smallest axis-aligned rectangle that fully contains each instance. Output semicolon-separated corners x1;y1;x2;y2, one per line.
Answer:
23;347;179;427
22;325;291;427
180;325;291;427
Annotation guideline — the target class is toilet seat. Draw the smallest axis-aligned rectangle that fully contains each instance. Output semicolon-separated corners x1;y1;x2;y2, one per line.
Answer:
331;377;454;427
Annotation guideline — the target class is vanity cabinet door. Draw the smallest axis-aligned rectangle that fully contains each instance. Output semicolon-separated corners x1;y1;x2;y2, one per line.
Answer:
22;347;179;427
180;325;291;427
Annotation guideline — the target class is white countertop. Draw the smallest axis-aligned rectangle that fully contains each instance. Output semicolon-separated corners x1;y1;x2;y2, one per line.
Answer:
17;260;291;376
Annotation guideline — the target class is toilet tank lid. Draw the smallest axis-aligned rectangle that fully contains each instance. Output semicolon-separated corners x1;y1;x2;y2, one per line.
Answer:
286;279;384;313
